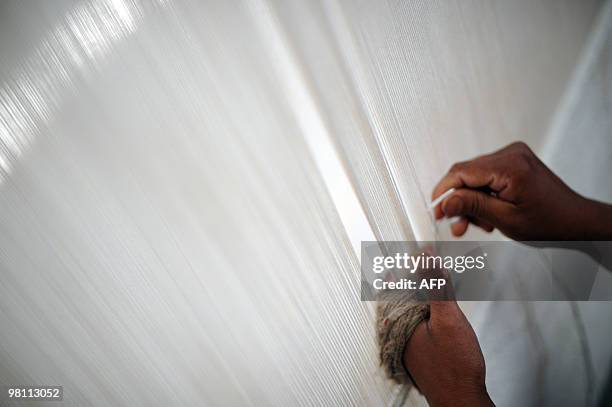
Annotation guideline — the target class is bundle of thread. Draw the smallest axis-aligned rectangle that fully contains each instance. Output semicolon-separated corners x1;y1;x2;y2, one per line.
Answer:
377;289;429;386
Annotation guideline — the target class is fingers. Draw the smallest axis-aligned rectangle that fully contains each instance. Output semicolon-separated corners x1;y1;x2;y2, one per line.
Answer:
470;217;495;232
410;250;464;327
428;299;461;326
432;141;529;208
431;155;512;220
434;191;502;237
427;269;463;327
429;300;461;325
441;189;514;229
450;217;469;237
432;160;495;217
412;257;458;322
449;216;495;237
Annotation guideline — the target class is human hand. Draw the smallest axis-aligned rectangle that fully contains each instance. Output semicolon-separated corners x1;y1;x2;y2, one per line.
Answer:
403;295;493;406
431;142;612;240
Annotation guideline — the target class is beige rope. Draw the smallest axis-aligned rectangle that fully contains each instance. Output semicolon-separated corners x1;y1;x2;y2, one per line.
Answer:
376;289;429;386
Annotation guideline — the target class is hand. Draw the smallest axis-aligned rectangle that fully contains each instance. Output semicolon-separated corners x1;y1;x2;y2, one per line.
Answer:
432;142;612;240
403;299;493;407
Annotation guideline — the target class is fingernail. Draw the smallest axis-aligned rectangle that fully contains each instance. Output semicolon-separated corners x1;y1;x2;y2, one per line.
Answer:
448;216;462;224
443;196;463;217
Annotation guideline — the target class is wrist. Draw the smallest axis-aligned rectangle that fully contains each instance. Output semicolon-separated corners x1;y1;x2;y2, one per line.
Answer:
573;197;612;240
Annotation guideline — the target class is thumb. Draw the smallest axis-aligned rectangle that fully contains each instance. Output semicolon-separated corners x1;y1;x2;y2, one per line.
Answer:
442;189;512;226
